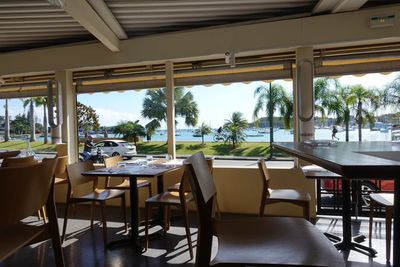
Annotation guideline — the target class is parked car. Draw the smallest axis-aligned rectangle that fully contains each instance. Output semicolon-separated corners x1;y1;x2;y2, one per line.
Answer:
94;140;137;159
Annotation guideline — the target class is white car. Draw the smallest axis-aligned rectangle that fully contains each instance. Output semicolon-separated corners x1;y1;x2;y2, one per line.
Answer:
94;139;137;159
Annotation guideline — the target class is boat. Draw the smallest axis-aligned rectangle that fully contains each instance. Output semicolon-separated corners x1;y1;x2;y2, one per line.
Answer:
246;134;264;137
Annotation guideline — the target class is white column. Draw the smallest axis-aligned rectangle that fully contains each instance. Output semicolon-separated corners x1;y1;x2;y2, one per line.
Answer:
294;47;315;142
165;61;176;159
55;70;78;163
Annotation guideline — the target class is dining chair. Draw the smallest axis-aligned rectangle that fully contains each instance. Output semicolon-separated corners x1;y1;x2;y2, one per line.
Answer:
0;150;20;159
0;159;65;267
144;164;198;259
369;192;393;262
1;155;37;167
184;151;344;267
104;155;152;197
62;161;127;247
258;158;311;220
167;157;221;218
1;155;46;221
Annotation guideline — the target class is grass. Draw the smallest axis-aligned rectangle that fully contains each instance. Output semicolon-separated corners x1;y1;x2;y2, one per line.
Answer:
137;141;272;157
0;140;56;153
0;140;287;158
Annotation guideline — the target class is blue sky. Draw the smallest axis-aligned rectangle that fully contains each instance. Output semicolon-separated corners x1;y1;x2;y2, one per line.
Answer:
1;72;399;129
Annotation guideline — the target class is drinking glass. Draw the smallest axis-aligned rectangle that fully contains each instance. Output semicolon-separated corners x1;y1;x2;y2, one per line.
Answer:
146;155;153;165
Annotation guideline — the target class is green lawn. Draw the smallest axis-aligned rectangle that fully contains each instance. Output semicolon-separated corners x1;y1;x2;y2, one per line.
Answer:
0;140;283;158
0;140;56;152
137;141;271;157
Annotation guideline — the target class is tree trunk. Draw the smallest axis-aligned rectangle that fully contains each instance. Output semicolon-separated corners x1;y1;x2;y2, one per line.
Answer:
268;83;274;158
43;104;48;144
29;100;36;142
4;99;10;142
357;101;362;142
268;83;274;144
201;135;204;144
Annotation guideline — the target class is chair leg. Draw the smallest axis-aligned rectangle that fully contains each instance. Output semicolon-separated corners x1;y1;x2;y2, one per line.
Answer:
144;203;151;251
303;202;310;221
90;201;96;228
41;206;48;223
121;194;128;232
37;209;42;221
369;200;375;244
61;203;70;243
100;202;108;247
215;194;221;219
148;183;152;197
386;207;393;263
181;203;193;259
46;197;65;267
259;197;266;217
163;206;170;232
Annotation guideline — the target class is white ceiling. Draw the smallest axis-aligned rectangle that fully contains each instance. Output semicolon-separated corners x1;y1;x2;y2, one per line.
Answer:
0;0;395;53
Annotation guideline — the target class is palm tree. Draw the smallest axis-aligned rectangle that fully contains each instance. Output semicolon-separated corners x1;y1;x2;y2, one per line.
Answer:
382;74;400;107
314;78;339;125
351;85;379;141
113;120;146;146
34;97;48;144
4;99;10;142
22;98;36;142
142;87;199;130
223;112;248;148
145;119;161;141
327;85;356;141
197;122;212;144
253;83;292;144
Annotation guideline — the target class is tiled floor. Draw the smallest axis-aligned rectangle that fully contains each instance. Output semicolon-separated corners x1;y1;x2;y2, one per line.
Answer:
0;205;393;267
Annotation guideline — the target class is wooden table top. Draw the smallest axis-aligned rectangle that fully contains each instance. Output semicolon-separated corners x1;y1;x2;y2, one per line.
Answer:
273;141;400;179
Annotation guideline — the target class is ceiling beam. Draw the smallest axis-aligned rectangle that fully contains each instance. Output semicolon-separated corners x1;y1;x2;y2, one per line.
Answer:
332;0;368;13
86;0;127;39
313;0;368;14
57;0;120;51
1;4;400;77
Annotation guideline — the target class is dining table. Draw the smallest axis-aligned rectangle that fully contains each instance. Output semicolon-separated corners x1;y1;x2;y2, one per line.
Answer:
82;159;182;252
273;141;400;266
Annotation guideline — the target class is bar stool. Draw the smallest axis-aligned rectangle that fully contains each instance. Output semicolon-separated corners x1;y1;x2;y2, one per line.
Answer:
369;192;393;263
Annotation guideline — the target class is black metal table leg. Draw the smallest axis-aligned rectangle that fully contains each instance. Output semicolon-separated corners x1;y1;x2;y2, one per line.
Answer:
334;178;377;257
393;178;400;267
108;176;143;252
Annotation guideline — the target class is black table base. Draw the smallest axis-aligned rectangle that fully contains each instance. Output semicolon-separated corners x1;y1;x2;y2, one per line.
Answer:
338;179;377;257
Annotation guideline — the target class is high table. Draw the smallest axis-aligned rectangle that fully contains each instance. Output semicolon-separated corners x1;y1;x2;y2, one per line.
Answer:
82;161;182;251
273;141;400;265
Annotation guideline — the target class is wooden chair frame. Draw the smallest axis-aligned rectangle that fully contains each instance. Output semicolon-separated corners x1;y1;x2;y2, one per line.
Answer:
258;158;310;220
185;152;344;267
0;159;64;267
62;161;127;247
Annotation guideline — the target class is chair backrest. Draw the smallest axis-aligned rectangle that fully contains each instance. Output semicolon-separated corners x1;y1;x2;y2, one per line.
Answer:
181;156;214;192
257;158;271;196
43;155;69;179
1;155;37;167
0;150;20;159
0;159;56;228
184;152;217;267
66;161;96;187
104;155;123;168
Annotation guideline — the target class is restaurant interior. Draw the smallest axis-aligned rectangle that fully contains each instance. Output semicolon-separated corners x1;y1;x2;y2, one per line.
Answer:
1;1;400;266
